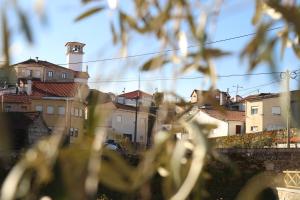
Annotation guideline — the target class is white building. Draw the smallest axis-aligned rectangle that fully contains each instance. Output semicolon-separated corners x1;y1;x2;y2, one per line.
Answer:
192;108;245;138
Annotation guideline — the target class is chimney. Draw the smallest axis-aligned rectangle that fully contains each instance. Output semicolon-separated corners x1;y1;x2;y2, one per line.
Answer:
27;80;32;95
65;42;85;72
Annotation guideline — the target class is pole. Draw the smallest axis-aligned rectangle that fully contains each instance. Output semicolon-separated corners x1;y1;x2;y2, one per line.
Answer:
133;72;140;150
286;70;290;148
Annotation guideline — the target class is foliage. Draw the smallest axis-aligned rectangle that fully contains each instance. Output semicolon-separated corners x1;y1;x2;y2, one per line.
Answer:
211;129;298;148
1;0;300;200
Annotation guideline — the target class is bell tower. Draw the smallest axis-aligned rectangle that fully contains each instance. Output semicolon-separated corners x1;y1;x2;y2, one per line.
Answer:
65;42;85;71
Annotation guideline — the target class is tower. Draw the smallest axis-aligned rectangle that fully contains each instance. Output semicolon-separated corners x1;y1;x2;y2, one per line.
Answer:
65;42;85;72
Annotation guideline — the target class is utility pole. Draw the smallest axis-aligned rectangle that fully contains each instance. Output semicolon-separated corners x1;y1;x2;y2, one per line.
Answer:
133;72;140;150
280;70;297;148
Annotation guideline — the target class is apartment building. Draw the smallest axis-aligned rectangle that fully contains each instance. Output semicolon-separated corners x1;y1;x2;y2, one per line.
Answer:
0;42;89;143
245;93;285;133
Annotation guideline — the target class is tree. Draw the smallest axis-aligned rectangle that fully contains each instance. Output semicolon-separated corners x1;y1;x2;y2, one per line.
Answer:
0;0;299;199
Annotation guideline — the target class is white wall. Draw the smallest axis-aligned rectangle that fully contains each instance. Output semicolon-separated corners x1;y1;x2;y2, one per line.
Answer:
193;111;229;138
111;109;148;144
228;121;245;136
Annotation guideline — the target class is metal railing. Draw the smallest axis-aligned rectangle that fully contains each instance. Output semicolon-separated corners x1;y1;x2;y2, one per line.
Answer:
283;171;300;189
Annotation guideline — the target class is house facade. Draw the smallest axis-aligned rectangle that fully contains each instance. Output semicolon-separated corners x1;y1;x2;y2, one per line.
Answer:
190;89;231;106
116;90;153;107
245;93;285;133
96;102;149;146
192;108;245;137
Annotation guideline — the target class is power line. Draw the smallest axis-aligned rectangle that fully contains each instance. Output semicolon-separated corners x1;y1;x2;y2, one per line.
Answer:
0;26;284;65
87;71;283;83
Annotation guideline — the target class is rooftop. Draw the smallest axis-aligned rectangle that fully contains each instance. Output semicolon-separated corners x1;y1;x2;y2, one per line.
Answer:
201;108;245;122
118;90;152;99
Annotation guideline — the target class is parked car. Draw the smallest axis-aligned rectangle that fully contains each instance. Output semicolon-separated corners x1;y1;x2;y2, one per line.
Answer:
104;140;126;155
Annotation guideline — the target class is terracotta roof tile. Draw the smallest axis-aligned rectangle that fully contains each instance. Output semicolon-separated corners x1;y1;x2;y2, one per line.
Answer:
201;108;245;122
31;82;86;98
118;90;152;99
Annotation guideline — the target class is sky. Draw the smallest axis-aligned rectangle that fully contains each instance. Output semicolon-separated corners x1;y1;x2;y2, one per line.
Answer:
4;0;300;101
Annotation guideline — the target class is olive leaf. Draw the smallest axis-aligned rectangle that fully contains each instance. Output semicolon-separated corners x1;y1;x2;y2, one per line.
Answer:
1;10;9;67
203;48;231;59
75;7;104;22
141;56;168;71
16;8;33;43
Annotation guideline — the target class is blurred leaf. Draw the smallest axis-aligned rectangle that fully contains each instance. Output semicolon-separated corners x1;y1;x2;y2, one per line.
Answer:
75;7;104;22
266;1;300;35
141;56;167;71
110;21;118;44
292;43;300;58
203;48;231;59
1;10;10;66
17;9;33;43
252;0;264;24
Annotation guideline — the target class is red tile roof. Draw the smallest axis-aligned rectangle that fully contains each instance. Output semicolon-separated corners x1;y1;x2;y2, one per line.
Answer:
31;82;86;98
201;108;245;122
3;94;31;103
118;90;152;99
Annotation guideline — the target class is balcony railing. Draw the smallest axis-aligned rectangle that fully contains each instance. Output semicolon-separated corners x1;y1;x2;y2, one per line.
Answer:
283;171;300;189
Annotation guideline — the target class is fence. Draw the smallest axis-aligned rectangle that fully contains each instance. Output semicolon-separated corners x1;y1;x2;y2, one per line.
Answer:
283;171;300;189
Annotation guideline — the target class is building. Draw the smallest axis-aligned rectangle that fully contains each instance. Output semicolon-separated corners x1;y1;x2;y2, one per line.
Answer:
245;93;285;133
0;112;50;150
0;42;89;143
191;107;245;138
96;101;150;147
116;90;153;107
190;89;231;106
245;91;300;133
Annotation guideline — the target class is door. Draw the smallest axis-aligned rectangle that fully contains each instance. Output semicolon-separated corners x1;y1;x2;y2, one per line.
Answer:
236;125;241;134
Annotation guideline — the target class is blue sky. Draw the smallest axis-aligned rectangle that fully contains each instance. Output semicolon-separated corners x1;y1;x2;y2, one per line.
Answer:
5;0;300;100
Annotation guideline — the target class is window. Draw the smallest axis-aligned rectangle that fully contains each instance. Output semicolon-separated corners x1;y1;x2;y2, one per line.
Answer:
74;129;79;137
69;128;74;136
272;106;281;115
79;109;83;117
35;105;43;112
251;126;258;132
116;115;122;123
251;106;258;115
61;73;67;79
71;108;74;116
47;71;53;78
58;106;65;115
47;106;54;114
4;105;11;112
74;108;79;117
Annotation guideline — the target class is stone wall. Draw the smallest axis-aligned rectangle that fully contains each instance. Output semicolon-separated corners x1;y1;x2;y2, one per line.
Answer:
217;148;300;171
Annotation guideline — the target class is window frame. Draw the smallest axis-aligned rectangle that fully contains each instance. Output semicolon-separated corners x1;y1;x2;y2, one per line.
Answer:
35;105;43;112
61;73;67;79
251;106;258;115
58;106;65;115
47;105;54;114
47;71;54;78
271;106;281;115
250;126;258;132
